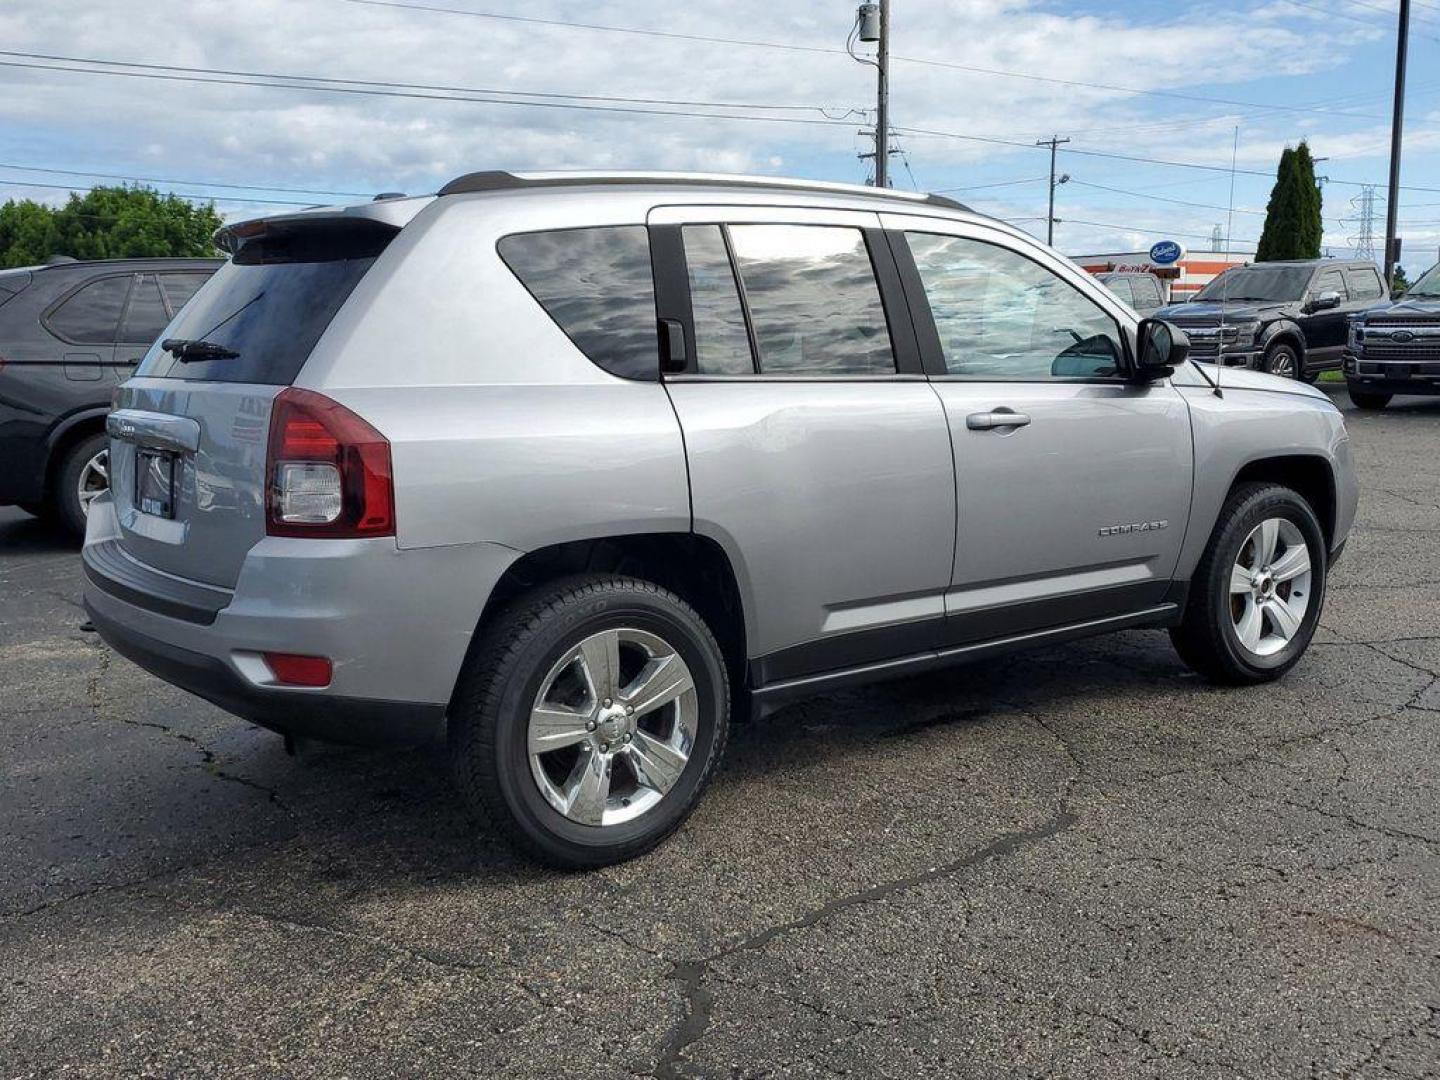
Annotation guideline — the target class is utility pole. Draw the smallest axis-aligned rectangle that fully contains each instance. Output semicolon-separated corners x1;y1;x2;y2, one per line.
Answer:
1383;0;1410;289
853;2;890;188
875;0;890;188
1037;135;1070;246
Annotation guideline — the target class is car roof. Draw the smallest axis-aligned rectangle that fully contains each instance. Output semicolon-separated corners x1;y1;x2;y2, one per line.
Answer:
437;169;972;213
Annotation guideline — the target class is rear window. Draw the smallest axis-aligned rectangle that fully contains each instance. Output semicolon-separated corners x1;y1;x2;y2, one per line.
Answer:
136;231;384;384
498;226;658;380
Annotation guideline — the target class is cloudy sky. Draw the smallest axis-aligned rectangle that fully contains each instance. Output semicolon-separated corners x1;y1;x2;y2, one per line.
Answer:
2;0;1438;265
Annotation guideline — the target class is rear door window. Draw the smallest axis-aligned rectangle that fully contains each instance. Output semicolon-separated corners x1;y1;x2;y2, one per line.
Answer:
725;224;895;376
119;274;171;344
159;271;211;314
1345;267;1384;301
498;226;658;380
45;274;131;344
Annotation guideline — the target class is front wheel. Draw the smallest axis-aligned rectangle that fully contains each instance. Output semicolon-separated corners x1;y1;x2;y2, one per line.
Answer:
1170;483;1327;685
1348;388;1392;411
449;576;730;868
1264;342;1302;380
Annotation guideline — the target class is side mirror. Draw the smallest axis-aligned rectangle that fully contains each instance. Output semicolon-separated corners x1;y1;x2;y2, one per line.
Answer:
1133;319;1189;381
1308;290;1342;312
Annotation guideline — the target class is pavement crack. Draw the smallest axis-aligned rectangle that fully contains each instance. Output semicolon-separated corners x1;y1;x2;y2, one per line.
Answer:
648;801;1079;1079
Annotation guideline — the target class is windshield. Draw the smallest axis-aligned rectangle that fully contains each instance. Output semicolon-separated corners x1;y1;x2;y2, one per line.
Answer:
1194;265;1312;303
1407;263;1440;298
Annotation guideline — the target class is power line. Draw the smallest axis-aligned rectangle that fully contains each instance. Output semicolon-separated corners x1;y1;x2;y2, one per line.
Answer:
934;175;1048;193
0;178;320;206
1067;178;1268;216
1059;217;1260;246
0;162;366;198
326;0;1395;120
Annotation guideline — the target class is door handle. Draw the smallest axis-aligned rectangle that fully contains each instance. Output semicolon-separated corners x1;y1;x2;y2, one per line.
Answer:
966;410;1032;431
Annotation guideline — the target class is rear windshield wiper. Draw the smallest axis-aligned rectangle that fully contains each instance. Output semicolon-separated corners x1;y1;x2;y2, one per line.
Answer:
161;338;240;362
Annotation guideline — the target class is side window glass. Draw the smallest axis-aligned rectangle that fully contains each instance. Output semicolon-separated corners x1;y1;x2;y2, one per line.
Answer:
1315;269;1348;300
498;225;658;380
159;272;211;314
1138;276;1162;306
1345;268;1383;301
120;275;171;343
1105;278;1134;305
906;232;1124;380
727;224;896;376
681;225;754;375
45;275;131;344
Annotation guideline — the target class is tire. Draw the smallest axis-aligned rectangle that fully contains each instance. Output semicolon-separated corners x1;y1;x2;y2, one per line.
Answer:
53;433;110;539
1348;388;1392;411
449;575;730;869
1170;483;1327;685
1264;341;1302;380
17;502;50;519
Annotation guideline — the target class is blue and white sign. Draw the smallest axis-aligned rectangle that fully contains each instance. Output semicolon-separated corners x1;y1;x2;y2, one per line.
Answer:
1149;240;1184;265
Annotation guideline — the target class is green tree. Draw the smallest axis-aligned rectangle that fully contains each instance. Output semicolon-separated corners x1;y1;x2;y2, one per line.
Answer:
0;185;222;269
1256;141;1324;262
1392;264;1410;296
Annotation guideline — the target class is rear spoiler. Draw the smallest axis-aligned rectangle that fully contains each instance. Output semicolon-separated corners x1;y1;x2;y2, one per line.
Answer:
213;197;434;257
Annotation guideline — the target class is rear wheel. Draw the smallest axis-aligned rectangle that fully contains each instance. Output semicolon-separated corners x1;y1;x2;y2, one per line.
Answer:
449;575;730;868
1265;341;1302;380
1348;388;1392;411
1170;483;1327;685
54;433;109;539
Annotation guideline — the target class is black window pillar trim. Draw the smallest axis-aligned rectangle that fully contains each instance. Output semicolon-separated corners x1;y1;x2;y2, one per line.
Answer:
863;226;925;376
882;228;948;377
649;225;695;377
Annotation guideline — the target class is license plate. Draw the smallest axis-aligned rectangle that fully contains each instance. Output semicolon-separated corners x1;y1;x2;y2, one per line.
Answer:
136;449;177;519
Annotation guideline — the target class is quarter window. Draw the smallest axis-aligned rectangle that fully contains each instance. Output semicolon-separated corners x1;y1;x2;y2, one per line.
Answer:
498;226;658;380
120;274;170;344
726;224;896;376
46;275;131;344
906;233;1124;380
681;225;754;375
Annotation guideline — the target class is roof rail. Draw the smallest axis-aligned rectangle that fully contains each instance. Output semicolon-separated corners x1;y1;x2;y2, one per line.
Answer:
437;169;970;212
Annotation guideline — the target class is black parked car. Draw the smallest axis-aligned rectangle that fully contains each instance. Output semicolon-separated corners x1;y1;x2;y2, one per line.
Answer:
1152;258;1387;381
1095;270;1166;315
1343;262;1440;410
0;257;221;535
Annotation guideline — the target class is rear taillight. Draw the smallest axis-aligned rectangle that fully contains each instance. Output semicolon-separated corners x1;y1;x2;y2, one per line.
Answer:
266;387;394;538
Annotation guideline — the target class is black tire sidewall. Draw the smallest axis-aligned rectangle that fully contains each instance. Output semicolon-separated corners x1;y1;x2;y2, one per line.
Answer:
1348;388;1391;410
487;590;726;863
1266;343;1301;380
55;432;108;538
1205;489;1327;678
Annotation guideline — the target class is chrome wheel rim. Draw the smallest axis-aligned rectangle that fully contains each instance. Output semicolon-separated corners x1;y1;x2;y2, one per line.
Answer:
77;448;109;516
1269;350;1297;379
528;627;698;827
1230;517;1312;657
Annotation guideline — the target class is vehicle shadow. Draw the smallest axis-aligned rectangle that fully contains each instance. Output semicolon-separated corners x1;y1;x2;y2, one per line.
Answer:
0;507;78;554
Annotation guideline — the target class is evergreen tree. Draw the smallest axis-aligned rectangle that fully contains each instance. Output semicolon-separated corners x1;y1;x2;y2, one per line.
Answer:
1256;141;1324;262
1392;264;1410;296
0;186;222;269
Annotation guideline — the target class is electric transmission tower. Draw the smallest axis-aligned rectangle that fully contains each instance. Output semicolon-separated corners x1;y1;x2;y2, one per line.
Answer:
1349;185;1379;261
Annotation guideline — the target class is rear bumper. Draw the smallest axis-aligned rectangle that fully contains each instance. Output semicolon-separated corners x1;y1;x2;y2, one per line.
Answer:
85;598;446;745
81;492;521;746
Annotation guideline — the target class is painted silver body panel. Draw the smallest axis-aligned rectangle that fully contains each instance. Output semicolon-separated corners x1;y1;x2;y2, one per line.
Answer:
85;491;516;708
84;176;1360;728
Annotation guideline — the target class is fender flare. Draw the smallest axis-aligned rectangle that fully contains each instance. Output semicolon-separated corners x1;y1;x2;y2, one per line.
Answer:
1257;320;1306;361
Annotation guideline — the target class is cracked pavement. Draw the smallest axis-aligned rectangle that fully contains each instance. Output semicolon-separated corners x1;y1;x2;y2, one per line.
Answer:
3;389;1439;1078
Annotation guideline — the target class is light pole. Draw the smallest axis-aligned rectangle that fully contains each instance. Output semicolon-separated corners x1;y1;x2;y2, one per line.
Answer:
855;2;890;188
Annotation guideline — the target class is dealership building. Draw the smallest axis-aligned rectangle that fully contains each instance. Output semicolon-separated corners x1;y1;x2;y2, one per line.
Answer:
1069;242;1251;302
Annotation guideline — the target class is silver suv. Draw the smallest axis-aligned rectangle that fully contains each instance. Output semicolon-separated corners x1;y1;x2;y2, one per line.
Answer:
83;171;1358;867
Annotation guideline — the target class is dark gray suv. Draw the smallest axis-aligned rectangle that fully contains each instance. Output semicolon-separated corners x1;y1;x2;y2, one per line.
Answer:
0;256;221;534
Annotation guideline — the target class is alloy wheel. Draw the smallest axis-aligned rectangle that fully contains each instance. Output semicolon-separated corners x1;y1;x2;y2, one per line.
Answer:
527;627;698;827
1229;517;1312;657
76;448;110;517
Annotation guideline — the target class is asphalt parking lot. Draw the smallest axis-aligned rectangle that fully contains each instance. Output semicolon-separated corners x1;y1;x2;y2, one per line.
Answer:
3;388;1438;1079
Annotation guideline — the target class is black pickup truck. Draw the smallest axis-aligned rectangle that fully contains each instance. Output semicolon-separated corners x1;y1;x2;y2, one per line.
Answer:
1343;262;1440;409
1152;259;1387;382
